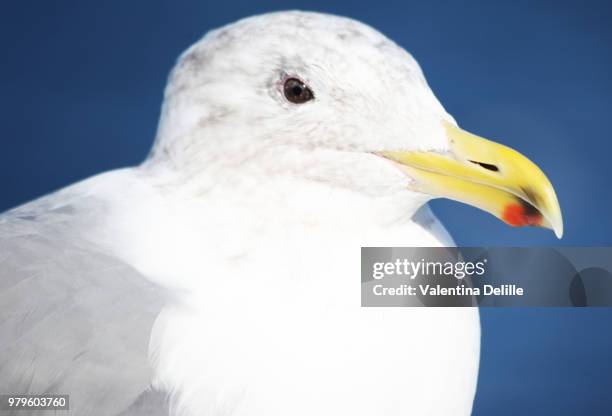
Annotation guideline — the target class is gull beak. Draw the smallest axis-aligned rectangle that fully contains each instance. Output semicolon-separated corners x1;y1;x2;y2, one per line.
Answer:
380;121;563;238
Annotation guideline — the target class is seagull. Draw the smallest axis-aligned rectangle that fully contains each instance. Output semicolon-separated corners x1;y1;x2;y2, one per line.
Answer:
0;11;562;416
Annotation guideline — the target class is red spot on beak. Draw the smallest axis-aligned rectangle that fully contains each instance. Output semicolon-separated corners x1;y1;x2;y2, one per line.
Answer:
502;203;542;227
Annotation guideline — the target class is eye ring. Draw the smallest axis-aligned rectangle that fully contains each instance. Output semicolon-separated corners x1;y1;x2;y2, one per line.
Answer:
283;77;314;104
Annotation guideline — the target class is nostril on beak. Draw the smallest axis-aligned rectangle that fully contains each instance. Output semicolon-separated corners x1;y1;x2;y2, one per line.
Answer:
469;160;499;172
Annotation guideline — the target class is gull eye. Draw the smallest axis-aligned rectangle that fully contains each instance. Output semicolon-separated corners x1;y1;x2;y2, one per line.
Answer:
283;78;314;104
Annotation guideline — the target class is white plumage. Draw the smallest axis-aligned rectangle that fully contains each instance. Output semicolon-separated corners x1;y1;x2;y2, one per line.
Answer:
0;11;479;416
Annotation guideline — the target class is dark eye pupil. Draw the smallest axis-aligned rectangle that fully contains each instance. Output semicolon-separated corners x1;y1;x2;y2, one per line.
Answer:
292;85;303;96
283;78;313;104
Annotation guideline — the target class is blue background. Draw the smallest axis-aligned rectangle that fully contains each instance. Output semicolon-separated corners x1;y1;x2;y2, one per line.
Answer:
1;1;610;414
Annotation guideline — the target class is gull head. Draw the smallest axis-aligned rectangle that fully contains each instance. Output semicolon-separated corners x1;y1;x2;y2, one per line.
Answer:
147;11;562;238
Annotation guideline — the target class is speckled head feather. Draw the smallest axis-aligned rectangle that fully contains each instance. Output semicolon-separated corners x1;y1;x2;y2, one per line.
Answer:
148;11;453;186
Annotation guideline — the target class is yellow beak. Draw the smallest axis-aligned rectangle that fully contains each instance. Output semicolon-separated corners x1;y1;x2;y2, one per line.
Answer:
381;121;563;238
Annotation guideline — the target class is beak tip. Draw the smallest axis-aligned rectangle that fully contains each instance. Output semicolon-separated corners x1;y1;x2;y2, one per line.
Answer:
554;223;564;239
550;215;563;239
549;201;564;239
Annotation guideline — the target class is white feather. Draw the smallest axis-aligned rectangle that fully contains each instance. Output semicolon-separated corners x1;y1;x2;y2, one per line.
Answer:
1;10;479;416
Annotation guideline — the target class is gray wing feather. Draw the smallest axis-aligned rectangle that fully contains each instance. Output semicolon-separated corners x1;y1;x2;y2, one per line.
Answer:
0;185;167;415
